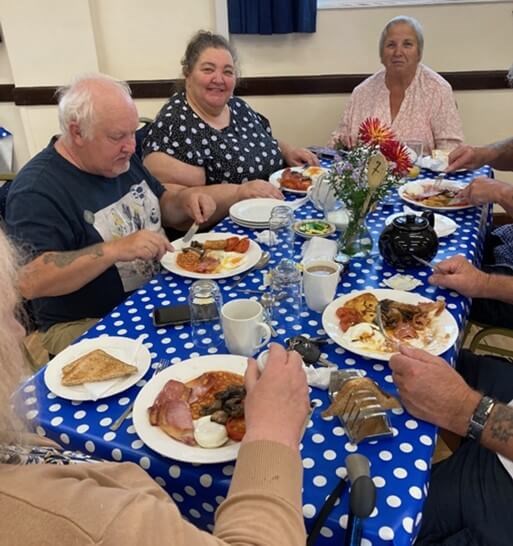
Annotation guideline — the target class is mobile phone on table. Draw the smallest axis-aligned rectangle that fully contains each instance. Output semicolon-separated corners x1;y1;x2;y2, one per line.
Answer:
307;145;342;161
152;303;218;327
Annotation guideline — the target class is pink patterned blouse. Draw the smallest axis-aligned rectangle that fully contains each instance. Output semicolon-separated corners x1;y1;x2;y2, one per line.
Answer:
329;64;464;155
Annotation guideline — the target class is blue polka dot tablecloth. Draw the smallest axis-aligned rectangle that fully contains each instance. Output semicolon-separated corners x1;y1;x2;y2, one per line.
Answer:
18;166;492;546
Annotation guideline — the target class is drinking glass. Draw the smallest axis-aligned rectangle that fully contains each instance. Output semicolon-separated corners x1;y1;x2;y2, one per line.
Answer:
405;140;424;165
269;205;295;262
270;258;302;335
188;279;223;351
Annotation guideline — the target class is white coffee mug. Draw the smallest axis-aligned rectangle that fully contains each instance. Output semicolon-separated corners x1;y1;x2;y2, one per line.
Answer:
221;299;272;357
303;260;341;313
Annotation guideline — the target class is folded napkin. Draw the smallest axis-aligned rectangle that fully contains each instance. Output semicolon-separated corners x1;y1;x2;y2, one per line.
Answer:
418;155;447;171
257;348;335;390
254;230;274;246
301;236;338;263
81;377;126;401
304;366;335;390
288;195;310;210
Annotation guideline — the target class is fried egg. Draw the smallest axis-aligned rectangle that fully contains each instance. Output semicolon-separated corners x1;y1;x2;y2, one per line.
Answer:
194;416;228;448
209;251;246;272
343;323;388;352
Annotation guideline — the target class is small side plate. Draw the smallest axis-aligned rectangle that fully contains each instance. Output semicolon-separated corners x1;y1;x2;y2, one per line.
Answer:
293;219;336;239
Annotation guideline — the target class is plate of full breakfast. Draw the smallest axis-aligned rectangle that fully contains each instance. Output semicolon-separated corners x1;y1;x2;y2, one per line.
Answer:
398;179;473;211
44;336;151;401
161;232;262;279
132;355;247;463
269;166;328;194
322;289;458;361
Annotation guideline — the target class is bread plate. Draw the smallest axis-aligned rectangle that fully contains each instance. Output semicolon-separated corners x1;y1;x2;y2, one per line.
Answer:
44;336;151;401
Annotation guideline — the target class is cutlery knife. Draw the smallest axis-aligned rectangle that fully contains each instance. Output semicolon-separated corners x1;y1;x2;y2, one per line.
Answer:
181;222;199;245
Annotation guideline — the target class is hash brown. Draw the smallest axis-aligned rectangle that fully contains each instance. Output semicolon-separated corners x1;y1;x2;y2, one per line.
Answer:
342;292;379;323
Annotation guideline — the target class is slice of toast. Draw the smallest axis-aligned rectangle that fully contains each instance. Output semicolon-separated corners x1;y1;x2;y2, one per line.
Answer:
61;349;138;386
323;377;400;418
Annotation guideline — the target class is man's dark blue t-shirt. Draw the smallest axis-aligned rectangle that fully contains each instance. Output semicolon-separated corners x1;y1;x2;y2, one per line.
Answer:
6;140;165;331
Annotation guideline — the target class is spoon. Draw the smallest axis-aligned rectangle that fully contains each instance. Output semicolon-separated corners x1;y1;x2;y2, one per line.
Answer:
260;292;278;337
225;251;270;290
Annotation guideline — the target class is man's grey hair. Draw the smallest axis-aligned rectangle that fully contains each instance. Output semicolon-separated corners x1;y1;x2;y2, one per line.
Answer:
379;15;424;60
57;73;132;140
507;63;513;87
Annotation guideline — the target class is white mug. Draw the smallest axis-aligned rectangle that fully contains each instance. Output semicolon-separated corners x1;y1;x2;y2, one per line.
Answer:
221;299;271;357
303;259;341;313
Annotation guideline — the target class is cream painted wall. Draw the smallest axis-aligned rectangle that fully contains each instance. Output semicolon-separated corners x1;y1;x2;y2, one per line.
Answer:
232;4;513;75
89;0;216;79
0;0;512;185
0;0;98;86
0;42;13;84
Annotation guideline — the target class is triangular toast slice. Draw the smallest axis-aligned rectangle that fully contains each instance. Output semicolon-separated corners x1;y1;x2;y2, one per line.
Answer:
61;349;138;386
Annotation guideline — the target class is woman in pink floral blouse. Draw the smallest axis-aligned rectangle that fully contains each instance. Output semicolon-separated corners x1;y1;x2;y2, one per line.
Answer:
330;16;463;155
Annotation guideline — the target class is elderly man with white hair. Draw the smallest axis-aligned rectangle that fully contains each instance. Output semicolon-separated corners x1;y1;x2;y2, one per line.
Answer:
6;73;216;355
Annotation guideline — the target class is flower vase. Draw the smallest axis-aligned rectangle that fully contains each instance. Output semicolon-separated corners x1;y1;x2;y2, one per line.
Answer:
335;214;373;264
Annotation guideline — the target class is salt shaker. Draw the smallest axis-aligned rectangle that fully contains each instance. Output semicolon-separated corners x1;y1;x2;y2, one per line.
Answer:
269;205;296;262
188;279;223;351
270;258;303;335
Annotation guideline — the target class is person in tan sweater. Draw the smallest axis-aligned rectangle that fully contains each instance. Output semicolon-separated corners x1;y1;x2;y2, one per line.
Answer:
0;228;310;546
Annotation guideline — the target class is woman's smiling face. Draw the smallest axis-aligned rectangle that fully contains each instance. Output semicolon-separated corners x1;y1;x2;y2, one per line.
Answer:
185;47;236;112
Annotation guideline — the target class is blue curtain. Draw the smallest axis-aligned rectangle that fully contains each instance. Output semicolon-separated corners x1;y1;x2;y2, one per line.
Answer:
228;0;317;34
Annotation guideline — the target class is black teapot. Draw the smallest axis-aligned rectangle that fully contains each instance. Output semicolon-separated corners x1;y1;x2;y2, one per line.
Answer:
378;212;438;268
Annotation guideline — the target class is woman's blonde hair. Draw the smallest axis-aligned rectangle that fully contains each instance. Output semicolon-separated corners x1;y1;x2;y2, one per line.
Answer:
0;227;27;442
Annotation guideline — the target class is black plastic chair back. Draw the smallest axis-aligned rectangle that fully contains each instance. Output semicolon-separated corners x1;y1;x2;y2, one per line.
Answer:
135;117;153;160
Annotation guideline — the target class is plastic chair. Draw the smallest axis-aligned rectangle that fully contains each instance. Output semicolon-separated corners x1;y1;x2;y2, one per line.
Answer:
135;117;153;160
467;323;513;359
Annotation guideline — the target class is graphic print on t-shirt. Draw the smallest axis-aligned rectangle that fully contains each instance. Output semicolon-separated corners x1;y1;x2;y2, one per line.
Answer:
92;180;163;292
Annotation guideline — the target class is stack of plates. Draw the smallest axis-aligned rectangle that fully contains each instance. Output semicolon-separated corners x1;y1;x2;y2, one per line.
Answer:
229;198;287;229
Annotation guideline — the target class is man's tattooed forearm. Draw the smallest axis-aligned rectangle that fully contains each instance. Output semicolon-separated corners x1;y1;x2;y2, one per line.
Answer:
488;405;513;443
43;244;104;268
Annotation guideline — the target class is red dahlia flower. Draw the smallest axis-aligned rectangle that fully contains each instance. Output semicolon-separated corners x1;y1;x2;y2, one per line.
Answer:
379;140;413;176
358;117;394;145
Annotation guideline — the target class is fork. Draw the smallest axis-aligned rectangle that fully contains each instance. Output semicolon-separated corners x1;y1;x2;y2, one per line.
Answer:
433;173;445;190
109;358;171;431
374;302;397;347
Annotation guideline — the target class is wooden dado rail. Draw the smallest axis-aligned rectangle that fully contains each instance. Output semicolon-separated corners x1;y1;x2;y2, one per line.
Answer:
0;70;509;105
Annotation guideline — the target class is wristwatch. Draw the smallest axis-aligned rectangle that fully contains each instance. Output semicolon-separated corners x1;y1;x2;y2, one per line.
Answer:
466;395;496;441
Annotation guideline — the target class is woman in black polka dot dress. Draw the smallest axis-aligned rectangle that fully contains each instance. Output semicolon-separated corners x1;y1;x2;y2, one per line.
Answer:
142;31;318;220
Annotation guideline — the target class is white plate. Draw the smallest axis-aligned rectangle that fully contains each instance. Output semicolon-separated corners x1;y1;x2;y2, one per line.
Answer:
132;354;247;464
269;166;328;194
385;211;458;238
398;179;474;211
44;336;151;401
229;215;269;229
229;198;288;224
161;232;262;280
322;289;459;361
